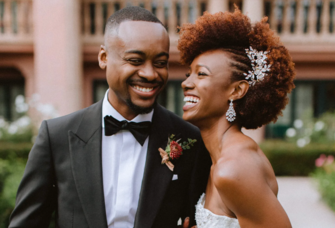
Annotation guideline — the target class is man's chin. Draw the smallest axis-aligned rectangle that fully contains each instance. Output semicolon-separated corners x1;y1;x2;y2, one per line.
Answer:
126;99;156;115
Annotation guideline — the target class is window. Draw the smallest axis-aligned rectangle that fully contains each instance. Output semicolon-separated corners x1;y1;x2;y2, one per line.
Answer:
0;68;25;121
266;80;335;138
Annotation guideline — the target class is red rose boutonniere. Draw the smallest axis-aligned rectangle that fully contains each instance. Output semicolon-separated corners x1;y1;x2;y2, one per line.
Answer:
158;134;197;171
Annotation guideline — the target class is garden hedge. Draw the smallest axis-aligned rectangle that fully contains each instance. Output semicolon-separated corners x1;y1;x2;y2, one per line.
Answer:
260;140;335;176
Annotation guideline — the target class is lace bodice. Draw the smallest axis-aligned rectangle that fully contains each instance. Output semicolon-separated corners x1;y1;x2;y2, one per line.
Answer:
195;193;240;228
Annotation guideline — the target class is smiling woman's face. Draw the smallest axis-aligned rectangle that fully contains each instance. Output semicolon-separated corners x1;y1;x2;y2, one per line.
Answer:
181;49;235;126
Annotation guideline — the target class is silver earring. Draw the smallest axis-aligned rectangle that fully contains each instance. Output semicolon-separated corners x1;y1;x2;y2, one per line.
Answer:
226;99;236;122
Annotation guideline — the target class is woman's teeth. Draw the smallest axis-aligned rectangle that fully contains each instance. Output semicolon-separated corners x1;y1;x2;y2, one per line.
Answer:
184;96;199;104
133;85;154;92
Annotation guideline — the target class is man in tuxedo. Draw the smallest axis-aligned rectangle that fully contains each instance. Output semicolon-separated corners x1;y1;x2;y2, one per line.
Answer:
9;6;210;228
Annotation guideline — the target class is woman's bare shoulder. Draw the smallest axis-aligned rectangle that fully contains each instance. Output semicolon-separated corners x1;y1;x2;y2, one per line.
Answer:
212;135;290;227
212;134;269;209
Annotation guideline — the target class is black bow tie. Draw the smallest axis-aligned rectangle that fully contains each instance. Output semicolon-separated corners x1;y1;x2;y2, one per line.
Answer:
104;115;151;146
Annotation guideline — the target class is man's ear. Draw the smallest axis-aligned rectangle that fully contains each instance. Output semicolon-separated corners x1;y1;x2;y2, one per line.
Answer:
98;45;107;70
230;80;249;101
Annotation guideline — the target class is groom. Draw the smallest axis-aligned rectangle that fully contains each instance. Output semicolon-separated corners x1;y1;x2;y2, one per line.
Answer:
9;6;210;228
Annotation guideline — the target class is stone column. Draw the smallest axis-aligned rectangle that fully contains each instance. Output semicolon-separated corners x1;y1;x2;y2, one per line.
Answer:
207;0;229;14
243;0;264;23
33;0;83;116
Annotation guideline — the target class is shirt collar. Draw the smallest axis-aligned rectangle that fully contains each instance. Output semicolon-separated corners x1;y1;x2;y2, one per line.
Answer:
102;89;154;128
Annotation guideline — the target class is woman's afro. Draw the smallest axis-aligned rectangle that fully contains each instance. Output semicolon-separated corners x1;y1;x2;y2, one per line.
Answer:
178;10;295;129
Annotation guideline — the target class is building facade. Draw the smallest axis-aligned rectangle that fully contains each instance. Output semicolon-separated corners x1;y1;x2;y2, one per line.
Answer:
0;0;334;141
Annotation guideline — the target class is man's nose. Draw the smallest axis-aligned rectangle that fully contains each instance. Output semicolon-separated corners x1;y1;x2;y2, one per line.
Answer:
138;63;158;81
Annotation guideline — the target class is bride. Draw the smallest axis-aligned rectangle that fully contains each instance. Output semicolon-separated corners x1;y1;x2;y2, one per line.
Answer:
178;10;294;228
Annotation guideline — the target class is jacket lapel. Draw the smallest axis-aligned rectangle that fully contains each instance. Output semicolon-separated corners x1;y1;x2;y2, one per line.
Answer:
134;105;174;228
68;100;108;228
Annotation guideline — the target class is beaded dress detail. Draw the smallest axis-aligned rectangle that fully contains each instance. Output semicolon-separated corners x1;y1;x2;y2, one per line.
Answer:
195;193;240;228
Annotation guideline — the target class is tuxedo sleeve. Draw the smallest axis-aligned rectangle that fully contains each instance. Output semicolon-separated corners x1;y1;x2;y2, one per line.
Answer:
9;120;57;228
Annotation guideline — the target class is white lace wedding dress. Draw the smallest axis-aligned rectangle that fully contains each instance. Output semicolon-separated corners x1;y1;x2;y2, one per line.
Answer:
195;193;240;228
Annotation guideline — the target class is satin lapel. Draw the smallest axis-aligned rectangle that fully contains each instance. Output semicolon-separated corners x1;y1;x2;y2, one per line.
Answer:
134;105;174;228
69;100;108;228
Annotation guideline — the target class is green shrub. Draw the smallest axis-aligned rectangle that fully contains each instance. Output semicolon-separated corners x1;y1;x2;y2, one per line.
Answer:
0;142;30;227
312;169;335;211
0;159;25;228
311;155;335;212
260;140;335;176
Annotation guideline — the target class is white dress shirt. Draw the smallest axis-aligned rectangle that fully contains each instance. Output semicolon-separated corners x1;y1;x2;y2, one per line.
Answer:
102;90;153;228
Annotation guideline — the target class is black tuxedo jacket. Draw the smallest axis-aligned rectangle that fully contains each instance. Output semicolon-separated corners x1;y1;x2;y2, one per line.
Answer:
9;101;211;228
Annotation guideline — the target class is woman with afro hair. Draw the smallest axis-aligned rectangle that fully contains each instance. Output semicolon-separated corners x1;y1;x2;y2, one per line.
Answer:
178;9;294;228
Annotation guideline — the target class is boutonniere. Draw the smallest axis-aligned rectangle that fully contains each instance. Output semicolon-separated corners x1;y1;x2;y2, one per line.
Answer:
158;134;197;171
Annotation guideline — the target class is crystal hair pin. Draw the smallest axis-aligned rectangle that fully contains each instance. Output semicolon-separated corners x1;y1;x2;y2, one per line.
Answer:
243;46;271;86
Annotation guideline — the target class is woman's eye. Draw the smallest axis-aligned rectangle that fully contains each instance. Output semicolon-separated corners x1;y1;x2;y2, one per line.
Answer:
185;73;190;77
198;72;207;76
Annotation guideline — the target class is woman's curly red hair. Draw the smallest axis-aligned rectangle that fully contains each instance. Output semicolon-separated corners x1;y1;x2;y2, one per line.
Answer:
178;10;295;129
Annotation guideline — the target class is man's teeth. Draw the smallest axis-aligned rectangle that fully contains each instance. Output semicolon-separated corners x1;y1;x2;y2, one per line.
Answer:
183;96;199;104
133;85;154;92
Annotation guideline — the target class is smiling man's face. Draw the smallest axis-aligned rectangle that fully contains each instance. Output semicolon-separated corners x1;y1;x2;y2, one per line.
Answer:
99;20;170;120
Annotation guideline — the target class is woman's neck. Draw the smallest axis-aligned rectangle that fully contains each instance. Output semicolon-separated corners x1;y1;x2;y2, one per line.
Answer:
199;116;240;164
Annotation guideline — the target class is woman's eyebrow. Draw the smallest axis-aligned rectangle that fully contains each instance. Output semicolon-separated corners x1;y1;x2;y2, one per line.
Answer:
196;64;212;73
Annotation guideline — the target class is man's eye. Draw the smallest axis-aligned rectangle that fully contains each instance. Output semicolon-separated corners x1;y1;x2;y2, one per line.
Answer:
198;72;207;76
155;61;168;68
128;59;143;64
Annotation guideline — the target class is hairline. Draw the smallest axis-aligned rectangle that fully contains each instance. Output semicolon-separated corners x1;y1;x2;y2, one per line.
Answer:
104;19;166;48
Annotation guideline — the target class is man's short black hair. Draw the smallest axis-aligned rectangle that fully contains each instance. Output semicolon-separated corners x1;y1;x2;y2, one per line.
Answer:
105;6;165;34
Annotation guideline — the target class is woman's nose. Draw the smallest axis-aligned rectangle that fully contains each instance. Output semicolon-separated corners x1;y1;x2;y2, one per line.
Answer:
181;75;195;91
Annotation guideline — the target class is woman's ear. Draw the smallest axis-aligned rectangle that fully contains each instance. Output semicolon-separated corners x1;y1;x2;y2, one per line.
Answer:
98;45;107;70
230;80;249;100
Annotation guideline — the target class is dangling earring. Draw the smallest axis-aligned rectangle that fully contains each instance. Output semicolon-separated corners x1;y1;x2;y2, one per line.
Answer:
226;99;236;122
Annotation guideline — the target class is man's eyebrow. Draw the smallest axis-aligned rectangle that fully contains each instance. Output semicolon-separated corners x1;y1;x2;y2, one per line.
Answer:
124;50;145;55
156;52;169;59
124;50;169;59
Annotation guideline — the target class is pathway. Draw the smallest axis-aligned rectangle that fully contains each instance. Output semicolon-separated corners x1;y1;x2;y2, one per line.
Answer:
277;177;335;228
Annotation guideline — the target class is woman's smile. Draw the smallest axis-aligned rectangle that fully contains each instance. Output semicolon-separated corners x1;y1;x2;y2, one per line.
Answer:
183;95;200;111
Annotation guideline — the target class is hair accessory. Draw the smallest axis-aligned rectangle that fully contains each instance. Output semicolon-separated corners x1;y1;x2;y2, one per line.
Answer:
243;46;271;86
226;99;236;122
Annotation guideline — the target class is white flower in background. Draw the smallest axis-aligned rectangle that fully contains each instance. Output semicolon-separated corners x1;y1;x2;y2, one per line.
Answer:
15;116;31;128
36;104;59;118
29;94;41;107
297;138;307;148
304;136;311;145
294;119;304;129
15;95;25;104
0;117;7;128
15;95;29;113
314;121;325;132
286;128;296;137
8;123;18;135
